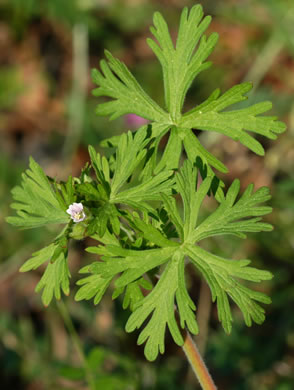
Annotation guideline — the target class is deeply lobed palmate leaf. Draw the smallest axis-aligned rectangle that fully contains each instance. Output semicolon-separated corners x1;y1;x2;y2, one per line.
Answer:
78;162;274;361
92;5;286;177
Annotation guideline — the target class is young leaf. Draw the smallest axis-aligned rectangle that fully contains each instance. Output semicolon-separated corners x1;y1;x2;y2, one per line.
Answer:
7;157;69;228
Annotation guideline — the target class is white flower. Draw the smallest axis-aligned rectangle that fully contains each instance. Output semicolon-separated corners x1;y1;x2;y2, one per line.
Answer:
66;202;86;223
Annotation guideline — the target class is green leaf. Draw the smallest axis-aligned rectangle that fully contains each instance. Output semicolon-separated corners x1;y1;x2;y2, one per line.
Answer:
185;244;272;333
132;217;179;248
122;282;143;311
89;126;175;213
88;145;111;197
119;278;152;312
147;5;218;119
76;257;151;310
19;244;56;272
182;128;228;174
88;228;120;246
175;161;213;241
91;4;286;178
75;265;112;305
88;243;196;361
153;127;183;173
89;245;175;283
94;203;120;237
54;176;76;210
7;158;69;228
51;235;68;263
176;256;198;335
110;127;149;196
191;180;273;242
85;162;274;358
87;215;106;237
180;83;286;156
100;133;122;148
35;252;71;307
92;51;168;122
76;182;102;201
112;170;174;209
126;253;184;361
160;193;184;240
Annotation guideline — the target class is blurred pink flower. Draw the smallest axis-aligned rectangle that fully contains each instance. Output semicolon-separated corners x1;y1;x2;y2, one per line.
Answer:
125;114;149;128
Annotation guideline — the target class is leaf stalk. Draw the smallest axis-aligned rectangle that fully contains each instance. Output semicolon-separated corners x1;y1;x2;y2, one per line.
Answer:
182;332;217;390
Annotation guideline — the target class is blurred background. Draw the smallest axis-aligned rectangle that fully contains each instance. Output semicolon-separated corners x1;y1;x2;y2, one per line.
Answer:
1;0;293;389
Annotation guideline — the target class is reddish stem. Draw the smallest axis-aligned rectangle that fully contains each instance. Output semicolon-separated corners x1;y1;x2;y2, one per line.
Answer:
182;332;217;390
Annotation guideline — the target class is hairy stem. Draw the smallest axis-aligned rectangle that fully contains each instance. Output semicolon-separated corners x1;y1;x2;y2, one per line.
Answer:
57;300;96;390
182;332;217;390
